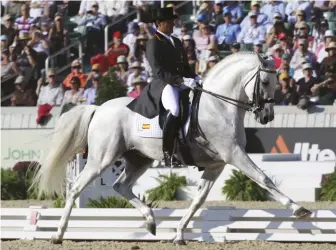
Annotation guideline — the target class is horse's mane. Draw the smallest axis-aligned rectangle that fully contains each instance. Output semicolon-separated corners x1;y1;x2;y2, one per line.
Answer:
223;51;271;69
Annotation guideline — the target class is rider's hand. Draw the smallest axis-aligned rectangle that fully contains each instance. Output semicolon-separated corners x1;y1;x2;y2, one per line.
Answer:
194;76;202;85
182;77;197;89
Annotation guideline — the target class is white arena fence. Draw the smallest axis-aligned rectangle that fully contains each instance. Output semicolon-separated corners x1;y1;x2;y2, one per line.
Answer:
1;206;336;242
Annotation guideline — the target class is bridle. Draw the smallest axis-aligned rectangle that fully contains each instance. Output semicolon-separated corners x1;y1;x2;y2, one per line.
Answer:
195;66;276;113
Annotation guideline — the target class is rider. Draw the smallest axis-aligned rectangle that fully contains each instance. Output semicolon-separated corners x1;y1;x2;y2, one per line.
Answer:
127;7;199;167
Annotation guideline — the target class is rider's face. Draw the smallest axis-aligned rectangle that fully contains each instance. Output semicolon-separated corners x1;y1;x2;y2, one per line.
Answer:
156;19;174;35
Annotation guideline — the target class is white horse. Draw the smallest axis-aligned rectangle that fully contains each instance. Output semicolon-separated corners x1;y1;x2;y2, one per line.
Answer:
32;52;312;245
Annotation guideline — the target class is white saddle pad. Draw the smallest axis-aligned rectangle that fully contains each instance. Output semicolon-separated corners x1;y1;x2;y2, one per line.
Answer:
135;111;191;139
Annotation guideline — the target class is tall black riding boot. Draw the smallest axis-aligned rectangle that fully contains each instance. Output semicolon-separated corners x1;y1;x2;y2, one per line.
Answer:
162;111;181;167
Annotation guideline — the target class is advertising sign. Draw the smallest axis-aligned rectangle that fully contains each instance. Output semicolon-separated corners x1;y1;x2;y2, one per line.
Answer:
245;128;336;161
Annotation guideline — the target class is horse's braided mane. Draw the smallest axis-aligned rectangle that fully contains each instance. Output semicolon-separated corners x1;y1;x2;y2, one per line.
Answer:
223;51;273;71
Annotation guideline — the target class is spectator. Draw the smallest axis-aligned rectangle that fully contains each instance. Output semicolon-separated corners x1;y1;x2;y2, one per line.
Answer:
128;75;148;99
193;22;217;52
253;40;264;53
278;33;294;56
115;55;129;87
36;68;63;106
85;64;103;88
237;12;266;45
320;42;336;76
11;75;36;106
2;14;16;47
202;55;219;77
29;0;53;19
196;2;213;25
130;34;148;63
81;73;101;105
37;3;54;28
123;23;140;56
105;31;130;67
28;30;50;58
215;10;241;46
293;21;314;51
278;53;295;77
261;0;286;21
223;1;243;24
241;1;270;30
15;4;36;33
4;1;26;18
231;42;240;54
63;60;88;89
310;67;336;105
126;61;148;93
265;13;287;47
182;35;197;76
272;43;284;69
312;19;329;52
62;76;84;105
212;1;224;29
196;43;218;76
274;71;296;105
1;35;9;51
1;49;19;80
316;30;335;64
49;13;70;55
178;24;189;40
286;2;313;24
78;2;107;54
295;63;318;109
23;45;43;90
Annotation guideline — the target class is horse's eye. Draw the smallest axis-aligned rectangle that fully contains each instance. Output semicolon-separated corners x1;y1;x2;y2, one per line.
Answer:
262;81;270;86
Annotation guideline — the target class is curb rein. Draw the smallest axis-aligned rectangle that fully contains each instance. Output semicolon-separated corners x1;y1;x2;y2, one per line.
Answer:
195;66;276;113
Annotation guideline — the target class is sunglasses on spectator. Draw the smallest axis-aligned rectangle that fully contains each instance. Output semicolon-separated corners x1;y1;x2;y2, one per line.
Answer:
48;75;55;78
299;28;307;30
72;66;80;69
181;30;187;32
202;26;209;30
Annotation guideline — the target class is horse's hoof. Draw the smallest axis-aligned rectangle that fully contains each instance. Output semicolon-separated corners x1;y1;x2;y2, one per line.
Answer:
50;236;63;244
146;221;156;236
173;239;187;246
294;207;312;219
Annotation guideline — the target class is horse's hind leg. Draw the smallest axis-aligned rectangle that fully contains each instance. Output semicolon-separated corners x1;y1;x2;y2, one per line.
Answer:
112;151;156;235
174;166;224;245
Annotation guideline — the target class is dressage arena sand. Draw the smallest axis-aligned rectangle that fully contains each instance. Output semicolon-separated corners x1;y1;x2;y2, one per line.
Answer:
2;200;336;250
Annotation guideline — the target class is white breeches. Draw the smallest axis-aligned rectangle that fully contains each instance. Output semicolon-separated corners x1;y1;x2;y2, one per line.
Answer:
161;84;180;117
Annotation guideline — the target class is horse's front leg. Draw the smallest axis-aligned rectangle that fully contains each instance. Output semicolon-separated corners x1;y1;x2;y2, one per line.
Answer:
173;165;224;245
227;145;312;218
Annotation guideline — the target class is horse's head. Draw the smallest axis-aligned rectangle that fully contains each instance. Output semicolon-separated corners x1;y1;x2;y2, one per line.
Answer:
243;55;276;125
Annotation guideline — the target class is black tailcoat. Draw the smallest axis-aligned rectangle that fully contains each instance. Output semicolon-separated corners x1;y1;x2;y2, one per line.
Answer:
127;31;195;118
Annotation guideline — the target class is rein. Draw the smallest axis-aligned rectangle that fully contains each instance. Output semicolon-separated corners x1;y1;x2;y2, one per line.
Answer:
195;66;276;113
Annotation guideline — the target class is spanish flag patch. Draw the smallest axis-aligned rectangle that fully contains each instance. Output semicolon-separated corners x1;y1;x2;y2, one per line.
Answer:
142;124;150;129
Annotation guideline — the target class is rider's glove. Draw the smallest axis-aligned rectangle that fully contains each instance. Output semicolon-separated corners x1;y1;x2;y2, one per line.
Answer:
182;77;197;89
194;76;202;85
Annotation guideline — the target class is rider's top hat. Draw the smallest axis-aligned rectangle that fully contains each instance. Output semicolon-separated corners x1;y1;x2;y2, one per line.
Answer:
152;7;178;22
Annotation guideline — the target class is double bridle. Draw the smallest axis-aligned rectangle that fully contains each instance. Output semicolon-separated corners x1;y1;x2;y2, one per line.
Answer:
195;66;276;113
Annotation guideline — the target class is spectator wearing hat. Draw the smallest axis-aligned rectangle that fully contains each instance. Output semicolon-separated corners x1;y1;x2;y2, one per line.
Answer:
286;2;312;24
63;60;88;89
272;43;284;69
212;1;224;29
3;1;26;18
231;42;240;54
123;23;141;56
128;75;148;99
223;1;243;24
265;12;287;47
310;67;336;105
182;35;197;76
253;40;264;53
49;13;70;56
215;10;241;46
202;55;219;78
28;30;50;57
36;68;64;106
115;55;129;86
15;4;36;33
312;19;329;51
62;76;84;105
2;14;16;47
193;22;217;52
237;11;266;45
315;30;336;64
274;71;296;106
1;49;19;80
126;61;148;93
278;53;295;78
1;35;9;52
240;1;270;30
105;31;130;67
196;2;213;25
293;21;314;51
320;42;336;76
81;73;101;105
78;0;105;16
278;33;294;56
129;34;148;63
295;63;318;106
261;0;286;22
11;75;36;106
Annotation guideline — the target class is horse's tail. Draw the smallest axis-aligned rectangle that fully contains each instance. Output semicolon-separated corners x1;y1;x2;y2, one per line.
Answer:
32;105;97;198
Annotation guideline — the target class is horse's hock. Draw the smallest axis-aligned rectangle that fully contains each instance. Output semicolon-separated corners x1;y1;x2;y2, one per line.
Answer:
1;206;336;242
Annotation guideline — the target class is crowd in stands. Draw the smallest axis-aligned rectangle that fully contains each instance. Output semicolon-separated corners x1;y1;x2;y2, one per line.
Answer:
1;0;336;117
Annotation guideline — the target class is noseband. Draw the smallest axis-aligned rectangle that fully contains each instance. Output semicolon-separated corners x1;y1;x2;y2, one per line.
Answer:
195;66;276;113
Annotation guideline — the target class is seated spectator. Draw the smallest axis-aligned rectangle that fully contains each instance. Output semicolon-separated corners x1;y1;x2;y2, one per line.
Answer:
193;22;217;52
215;10;241;46
196;2;213;25
78;2;107;54
2;14;16;47
196;43;218;76
278;33;294;56
310;67;336;105
286;3;313;24
85;64;103;88
231;42;240;54
316;30;336;64
265;13;287;47
140;22;155;39
28;30;49;58
36;68;64;106
4;1;26;18
261;0;286;21
128;75;148;99
126;61;148;93
49;13;70;55
182;35;197;76
62;76;84;105
290;38;317;81
272;43;284;69
24;45;43;90
11;75;36;106
37;4;54;29
293;21;315;51
63;60;88;89
178;24;190;40
237;12;266;45
274;71;296;105
15;4;36;33
312;19;329;52
81;73;100;105
202;55;219;78
1;49;19;80
129;34;148;63
223;1;243;24
212;1;224;29
320;42;336;76
253;40;264;53
1;35;9;51
278;53;295;77
115;55;129;87
241;1;270;30
105;31;130;67
123;23;140;56
295;63;318;109
29;0;53;19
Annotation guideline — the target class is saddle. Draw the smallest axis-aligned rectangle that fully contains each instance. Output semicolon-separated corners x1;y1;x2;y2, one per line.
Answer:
158;89;205;171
